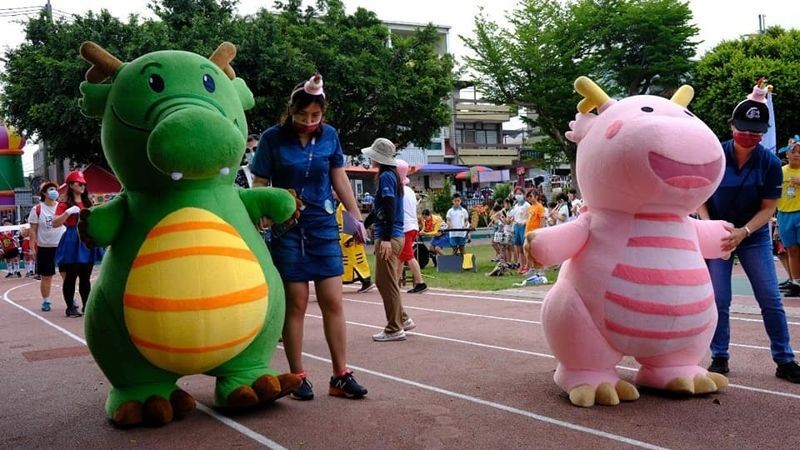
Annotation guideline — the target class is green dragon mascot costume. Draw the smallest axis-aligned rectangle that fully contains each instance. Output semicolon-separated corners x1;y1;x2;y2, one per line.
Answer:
78;41;302;427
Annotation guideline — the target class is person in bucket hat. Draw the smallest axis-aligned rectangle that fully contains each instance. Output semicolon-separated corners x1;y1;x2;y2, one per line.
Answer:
700;79;800;383
361;137;398;166
362;138;415;341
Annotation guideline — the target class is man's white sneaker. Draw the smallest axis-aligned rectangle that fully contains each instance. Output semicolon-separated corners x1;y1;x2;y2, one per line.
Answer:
372;330;406;342
402;318;416;331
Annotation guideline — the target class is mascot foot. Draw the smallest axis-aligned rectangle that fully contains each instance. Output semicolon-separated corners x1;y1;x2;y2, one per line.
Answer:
111;393;186;428
665;373;728;395
568;380;639;408
251;373;302;403
170;389;196;418
226;385;260;408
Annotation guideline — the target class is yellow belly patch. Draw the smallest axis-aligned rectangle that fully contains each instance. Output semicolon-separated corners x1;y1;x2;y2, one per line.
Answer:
124;207;267;375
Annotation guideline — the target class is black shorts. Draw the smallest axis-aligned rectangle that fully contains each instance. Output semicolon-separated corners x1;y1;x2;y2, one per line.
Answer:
36;247;57;276
2;247;19;260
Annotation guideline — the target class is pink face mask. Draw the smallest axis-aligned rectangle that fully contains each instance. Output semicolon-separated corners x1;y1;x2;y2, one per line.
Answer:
732;130;763;148
292;118;321;135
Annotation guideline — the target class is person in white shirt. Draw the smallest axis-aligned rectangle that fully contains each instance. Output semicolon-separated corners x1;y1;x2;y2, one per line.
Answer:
446;193;470;255
510;193;530;268
396;160;427;294
28;181;68;313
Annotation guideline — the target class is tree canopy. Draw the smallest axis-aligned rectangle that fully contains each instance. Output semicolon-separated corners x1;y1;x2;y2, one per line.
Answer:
689;27;800;146
462;0;700;185
0;0;455;164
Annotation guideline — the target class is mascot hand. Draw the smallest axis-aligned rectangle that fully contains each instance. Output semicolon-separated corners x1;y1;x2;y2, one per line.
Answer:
524;231;544;269
78;209;98;248
257;188;303;230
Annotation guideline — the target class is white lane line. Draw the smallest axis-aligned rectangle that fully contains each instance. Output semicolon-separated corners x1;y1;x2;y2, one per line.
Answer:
289;348;666;450
343;285;542;304
342;297;542;325
309;314;800;401
347;285;800;327
336;297;772;352
2;284;284;450
307;314;554;359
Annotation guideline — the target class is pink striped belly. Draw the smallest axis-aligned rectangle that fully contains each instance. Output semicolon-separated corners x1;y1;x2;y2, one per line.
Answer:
601;215;716;357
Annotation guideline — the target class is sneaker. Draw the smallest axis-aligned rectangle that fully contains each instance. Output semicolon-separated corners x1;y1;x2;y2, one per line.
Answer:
708;357;729;374
4;273;12;278
402;318;416;331
357;280;376;293
15;271;21;278
41;301;51;312
407;283;428;294
329;370;367;398
66;307;83;318
776;361;800;383
290;377;314;401
372;330;406;342
779;279;793;289
783;283;800;298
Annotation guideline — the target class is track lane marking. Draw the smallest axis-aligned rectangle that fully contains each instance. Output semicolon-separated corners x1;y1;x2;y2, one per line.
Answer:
2;283;285;450
284;345;666;450
338;297;775;352
305;314;800;401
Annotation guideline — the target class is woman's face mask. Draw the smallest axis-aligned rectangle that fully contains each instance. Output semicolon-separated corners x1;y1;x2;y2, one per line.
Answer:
515;195;525;203
47;189;59;200
292;117;321;135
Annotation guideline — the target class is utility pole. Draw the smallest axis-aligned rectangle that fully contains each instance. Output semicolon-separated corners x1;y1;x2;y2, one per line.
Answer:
45;0;53;23
758;14;766;34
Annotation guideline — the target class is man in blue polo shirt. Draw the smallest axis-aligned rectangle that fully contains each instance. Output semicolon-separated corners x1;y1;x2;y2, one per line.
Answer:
698;83;800;383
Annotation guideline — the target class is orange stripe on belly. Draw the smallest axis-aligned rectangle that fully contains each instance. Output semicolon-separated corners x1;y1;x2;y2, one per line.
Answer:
124;284;267;311
132;247;257;268
130;325;261;354
147;221;240;238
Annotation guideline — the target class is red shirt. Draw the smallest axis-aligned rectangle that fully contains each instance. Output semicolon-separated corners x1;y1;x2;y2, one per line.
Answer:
56;201;85;227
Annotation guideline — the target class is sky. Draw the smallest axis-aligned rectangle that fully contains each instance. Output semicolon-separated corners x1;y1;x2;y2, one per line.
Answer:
2;0;800;174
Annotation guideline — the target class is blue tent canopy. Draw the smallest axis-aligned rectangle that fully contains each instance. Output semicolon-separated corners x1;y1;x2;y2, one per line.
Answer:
412;163;467;174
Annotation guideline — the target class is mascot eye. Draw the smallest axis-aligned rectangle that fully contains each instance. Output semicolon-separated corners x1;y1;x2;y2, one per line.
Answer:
148;74;165;93
203;74;216;93
684;110;695;117
641;106;654;113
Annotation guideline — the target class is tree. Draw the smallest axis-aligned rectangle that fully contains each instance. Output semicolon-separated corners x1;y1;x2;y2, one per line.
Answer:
690;27;800;145
0;0;455;164
462;0;700;188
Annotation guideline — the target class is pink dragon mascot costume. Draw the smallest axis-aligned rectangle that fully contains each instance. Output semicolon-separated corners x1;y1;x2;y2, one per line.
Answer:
526;76;733;407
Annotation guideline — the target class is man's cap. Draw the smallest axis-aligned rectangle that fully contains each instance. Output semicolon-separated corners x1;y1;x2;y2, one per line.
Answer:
730;99;769;133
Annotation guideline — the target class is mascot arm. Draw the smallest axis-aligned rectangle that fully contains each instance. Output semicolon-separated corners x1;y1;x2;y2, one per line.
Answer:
691;217;733;259
526;213;592;267
78;192;128;247
239;187;298;225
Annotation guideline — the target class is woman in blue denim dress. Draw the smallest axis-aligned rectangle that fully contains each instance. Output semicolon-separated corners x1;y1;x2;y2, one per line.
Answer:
251;74;368;400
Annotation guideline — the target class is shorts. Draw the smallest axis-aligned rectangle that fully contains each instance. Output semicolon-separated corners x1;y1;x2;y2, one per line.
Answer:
2;247;19;260
36;246;57;276
513;223;526;246
400;230;419;262
778;210;800;248
449;236;467;248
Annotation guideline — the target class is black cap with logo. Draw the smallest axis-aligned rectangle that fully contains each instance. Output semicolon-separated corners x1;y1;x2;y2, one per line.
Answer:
730;99;770;133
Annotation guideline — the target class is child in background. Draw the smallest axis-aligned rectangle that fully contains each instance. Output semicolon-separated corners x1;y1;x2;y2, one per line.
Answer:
1;219;21;278
446;193;470;255
19;223;35;278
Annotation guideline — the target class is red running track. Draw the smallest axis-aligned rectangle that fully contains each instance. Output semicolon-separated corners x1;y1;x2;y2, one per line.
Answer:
1;272;800;449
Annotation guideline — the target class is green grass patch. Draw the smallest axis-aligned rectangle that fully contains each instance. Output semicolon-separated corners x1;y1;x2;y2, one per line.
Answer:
366;244;559;291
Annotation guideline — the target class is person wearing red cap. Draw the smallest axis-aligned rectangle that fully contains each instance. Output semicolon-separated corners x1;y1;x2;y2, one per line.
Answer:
52;170;98;317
